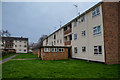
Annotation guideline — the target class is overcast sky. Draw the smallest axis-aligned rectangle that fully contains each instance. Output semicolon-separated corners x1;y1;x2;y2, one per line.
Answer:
2;2;99;43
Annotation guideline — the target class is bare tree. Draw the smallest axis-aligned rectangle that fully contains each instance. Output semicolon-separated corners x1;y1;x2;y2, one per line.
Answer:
37;35;47;47
0;30;11;37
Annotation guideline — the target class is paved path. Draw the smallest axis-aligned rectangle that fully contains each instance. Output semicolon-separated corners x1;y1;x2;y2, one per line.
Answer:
0;54;19;64
11;58;39;60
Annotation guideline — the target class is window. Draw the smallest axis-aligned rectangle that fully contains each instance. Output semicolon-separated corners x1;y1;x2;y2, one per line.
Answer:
15;41;17;42
74;47;77;53
82;47;86;52
58;48;64;52
74;33;77;40
74;19;77;27
92;7;100;17
94;46;102;54
81;30;86;36
93;25;101;35
81;16;85;22
60;39;62;44
54;34;56;39
19;45;21;47
54;41;56;45
24;49;26;52
19;40;21;42
24;45;26;47
24;41;26;43
19;49;21;51
52;48;57;52
15;45;17;47
44;48;50;52
57;40;59;43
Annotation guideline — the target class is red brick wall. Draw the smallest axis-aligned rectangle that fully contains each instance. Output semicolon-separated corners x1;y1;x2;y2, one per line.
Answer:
64;29;71;35
118;1;120;64
32;49;38;55
102;2;120;64
41;48;68;60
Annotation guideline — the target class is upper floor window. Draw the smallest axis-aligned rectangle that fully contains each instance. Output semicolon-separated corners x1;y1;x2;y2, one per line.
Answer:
54;41;56;45
52;48;57;52
54;34;56;39
74;19;77;27
44;48;50;52
92;7;100;17
74;33;77;40
19;45;21;47
93;25;101;35
60;39;62;44
81;16;85;22
94;46;102;55
24;45;27;47
74;47;77;53
24;41;26;43
19;40;21;42
57;40;59;43
15;45;17;47
82;47;86;52
81;30;86;36
58;48;64;52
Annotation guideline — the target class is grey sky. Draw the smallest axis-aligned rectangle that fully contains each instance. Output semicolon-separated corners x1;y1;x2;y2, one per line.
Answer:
2;2;99;43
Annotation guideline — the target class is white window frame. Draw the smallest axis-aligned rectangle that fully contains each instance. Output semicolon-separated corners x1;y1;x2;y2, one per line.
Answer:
44;48;50;52
81;30;86;37
74;19;77;27
58;48;64;52
82;47;86;52
93;25;101;35
94;46;102;55
92;7;100;17
74;33;77;40
52;48;57;52
81;16;85;22
74;47;77;53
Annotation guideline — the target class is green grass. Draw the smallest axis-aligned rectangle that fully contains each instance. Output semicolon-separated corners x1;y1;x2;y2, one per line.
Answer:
2;59;120;78
13;53;38;59
0;53;16;61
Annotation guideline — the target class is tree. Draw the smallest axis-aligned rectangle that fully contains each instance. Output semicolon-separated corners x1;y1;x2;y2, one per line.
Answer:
36;35;47;48
0;30;11;37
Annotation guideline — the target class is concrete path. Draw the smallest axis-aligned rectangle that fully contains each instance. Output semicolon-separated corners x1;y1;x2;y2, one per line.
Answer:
11;58;39;60
0;54;19;64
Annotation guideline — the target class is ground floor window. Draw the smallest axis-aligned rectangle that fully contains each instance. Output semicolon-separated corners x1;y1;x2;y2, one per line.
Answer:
58;48;64;52
44;48;50;52
52;48;57;52
94;46;102;54
82;47;86;52
74;47;77;53
24;49;26;52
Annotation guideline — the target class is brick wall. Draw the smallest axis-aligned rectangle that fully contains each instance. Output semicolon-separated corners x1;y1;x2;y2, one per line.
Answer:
102;2;120;64
32;49;38;55
64;29;71;35
118;1;120;64
41;48;68;60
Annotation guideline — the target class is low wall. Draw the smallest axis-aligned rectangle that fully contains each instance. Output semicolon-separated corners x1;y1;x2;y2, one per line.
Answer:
41;48;68;60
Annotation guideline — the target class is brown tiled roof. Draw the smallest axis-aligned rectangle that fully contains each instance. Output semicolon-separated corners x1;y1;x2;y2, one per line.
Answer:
2;37;28;41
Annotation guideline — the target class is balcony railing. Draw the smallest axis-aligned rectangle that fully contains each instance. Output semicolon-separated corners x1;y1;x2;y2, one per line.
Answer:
64;29;71;35
65;41;71;45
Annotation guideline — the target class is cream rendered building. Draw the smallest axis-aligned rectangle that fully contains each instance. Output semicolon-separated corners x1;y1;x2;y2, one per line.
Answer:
2;37;28;53
43;2;120;64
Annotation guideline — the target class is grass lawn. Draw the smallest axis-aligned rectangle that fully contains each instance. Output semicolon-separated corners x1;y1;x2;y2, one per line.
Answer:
2;58;120;78
12;53;38;59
